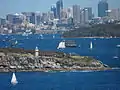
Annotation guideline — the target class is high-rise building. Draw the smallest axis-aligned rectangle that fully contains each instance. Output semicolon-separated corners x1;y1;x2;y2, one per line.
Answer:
98;0;108;17
67;7;73;18
41;13;49;23
22;12;37;24
84;9;89;23
56;0;63;19
48;11;54;20
84;7;92;20
73;5;80;24
51;5;57;18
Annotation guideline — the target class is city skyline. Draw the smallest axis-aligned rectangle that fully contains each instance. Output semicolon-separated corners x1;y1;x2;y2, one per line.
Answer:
0;0;120;18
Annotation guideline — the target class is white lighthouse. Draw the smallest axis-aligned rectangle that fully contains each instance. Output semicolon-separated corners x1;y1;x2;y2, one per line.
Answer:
35;46;39;57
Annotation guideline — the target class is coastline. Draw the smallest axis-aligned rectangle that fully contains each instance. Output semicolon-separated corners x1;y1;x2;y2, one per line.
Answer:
0;67;112;73
62;36;119;39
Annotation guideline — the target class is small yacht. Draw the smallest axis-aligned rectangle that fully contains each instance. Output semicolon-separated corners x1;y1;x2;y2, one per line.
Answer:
11;73;18;85
117;45;120;48
113;56;119;59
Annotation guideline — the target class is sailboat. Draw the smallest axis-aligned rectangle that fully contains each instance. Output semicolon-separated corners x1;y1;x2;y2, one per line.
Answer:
53;35;55;39
57;41;66;49
90;42;93;49
11;73;18;85
15;40;18;45
40;34;43;39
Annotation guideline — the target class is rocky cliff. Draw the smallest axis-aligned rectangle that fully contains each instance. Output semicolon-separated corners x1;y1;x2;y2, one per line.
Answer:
0;48;110;72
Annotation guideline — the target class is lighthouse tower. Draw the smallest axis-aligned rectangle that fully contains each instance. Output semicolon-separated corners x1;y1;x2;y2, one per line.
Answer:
35;46;39;57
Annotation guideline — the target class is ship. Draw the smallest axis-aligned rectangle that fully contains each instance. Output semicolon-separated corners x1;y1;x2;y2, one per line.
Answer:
65;40;77;47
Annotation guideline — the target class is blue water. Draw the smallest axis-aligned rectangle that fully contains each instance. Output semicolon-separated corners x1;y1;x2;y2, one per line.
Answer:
0;34;120;90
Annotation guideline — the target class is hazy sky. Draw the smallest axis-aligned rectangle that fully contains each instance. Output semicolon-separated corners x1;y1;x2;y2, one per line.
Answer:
0;0;120;18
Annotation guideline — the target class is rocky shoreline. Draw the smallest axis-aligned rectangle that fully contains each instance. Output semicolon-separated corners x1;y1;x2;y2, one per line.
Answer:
0;48;111;72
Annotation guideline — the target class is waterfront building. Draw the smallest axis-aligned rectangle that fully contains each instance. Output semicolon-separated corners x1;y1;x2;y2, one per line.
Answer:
73;5;80;24
98;0;108;17
56;0;63;19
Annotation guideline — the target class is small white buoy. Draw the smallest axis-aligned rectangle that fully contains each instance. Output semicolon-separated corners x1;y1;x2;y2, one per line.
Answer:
11;73;18;85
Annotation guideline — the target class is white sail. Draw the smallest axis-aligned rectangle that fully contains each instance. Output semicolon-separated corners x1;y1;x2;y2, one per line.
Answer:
90;42;93;49
15;40;18;44
11;73;18;85
57;41;66;49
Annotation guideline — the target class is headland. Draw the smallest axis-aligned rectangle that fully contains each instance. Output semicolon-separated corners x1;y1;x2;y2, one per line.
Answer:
0;48;111;72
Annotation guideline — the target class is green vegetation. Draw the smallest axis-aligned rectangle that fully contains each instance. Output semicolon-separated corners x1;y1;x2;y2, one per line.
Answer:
63;24;120;37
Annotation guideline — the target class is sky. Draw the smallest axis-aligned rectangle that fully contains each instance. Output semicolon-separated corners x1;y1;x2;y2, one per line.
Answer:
0;0;120;18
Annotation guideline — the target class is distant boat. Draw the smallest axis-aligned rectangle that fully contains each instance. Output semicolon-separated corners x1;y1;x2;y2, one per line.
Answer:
40;34;43;39
15;40;18;45
113;56;119;59
22;32;28;36
11;73;18;85
57;41;66;49
90;42;93;49
53;35;55;39
117;45;120;48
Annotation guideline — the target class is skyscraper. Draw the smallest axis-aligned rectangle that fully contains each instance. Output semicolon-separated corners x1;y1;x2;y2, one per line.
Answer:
84;7;92;20
73;5;80;24
56;0;63;19
51;5;57;18
98;0;108;17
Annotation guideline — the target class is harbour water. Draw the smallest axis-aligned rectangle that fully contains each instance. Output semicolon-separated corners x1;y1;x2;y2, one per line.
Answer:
0;34;120;90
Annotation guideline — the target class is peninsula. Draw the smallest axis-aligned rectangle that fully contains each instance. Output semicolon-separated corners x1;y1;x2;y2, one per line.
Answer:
63;24;120;38
0;48;110;72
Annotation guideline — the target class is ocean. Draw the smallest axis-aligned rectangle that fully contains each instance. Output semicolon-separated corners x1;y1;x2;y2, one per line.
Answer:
0;34;120;90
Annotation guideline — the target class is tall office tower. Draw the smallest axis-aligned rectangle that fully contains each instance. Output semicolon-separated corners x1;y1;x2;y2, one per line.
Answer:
61;9;67;19
98;0;108;17
84;9;89;23
41;13;49;23
56;0;63;19
84;7;92;20
48;11;54;20
73;5;80;24
67;7;73;18
36;12;41;25
51;5;57;18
